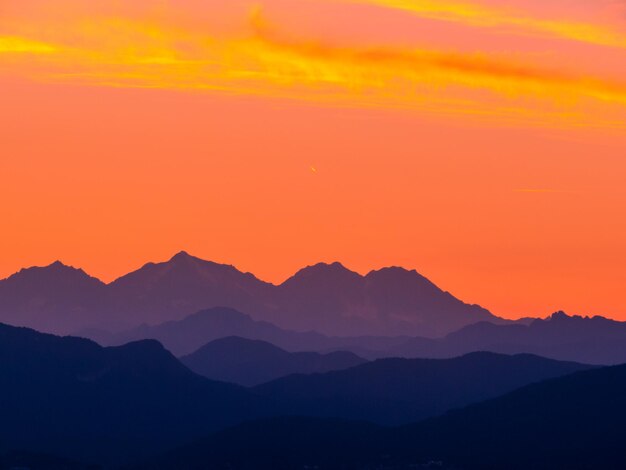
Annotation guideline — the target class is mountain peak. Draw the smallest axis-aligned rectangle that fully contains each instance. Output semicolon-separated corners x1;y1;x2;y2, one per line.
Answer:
284;262;362;286
365;266;435;287
168;250;199;263
547;311;571;321
367;266;416;277
294;261;357;276
7;260;101;284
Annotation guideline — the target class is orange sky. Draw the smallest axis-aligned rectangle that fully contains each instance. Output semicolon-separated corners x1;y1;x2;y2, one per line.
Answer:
1;0;626;320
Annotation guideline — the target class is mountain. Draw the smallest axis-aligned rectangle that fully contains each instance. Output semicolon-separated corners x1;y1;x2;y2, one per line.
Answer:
0;252;499;337
98;307;412;357
143;363;626;469
107;251;274;325
180;336;367;386
0;261;109;333
252;351;592;425
389;311;626;365
272;262;496;336
0;322;270;466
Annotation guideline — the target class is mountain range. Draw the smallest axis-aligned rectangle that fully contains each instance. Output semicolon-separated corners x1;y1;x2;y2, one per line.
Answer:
0;251;497;337
146;362;626;469
181;336;366;386
93;305;626;367
94;306;413;356
0;322;271;466
0;321;601;468
251;351;593;424
386;311;626;365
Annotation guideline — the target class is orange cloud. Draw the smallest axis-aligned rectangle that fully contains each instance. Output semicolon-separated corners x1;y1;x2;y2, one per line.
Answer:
0;36;57;53
1;6;625;128
345;0;626;49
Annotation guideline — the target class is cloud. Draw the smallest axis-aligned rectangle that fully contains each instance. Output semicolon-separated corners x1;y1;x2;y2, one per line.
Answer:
1;5;625;128
345;0;626;49
0;37;57;54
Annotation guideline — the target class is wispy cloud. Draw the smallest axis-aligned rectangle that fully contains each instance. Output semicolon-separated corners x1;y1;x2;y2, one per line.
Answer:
1;5;625;127
344;0;626;49
0;37;57;53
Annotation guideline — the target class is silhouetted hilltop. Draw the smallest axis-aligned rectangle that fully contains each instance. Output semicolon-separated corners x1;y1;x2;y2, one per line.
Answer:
0;322;270;466
0;252;499;337
252;351;592;424
181;336;366;386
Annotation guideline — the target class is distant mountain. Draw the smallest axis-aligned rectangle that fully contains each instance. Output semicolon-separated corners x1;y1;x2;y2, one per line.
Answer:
0;261;109;333
105;307;332;356
272;262;496;336
97;307;412;357
0;252;499;337
252;351;592;425
86;307;626;368
389;311;626;365
0;322;270;466
107;251;274;325
146;363;626;469
181;336;367;386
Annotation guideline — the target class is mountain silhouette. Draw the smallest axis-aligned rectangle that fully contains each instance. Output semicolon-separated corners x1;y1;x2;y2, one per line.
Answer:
146;362;626;469
181;336;367;386
0;252;498;337
389;311;626;364
273;262;496;336
252;351;592;425
107;251;274;325
0;322;270;466
0;261;108;333
90;307;626;368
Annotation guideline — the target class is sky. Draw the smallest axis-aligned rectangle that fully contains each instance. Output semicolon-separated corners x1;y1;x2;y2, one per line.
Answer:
1;0;626;320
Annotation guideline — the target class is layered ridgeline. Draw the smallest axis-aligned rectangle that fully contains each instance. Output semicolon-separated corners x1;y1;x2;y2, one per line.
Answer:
104;306;626;366
181;336;367;386
251;352;593;424
144;363;626;470
0;321;596;467
100;307;411;357
0;322;272;466
0;251;495;337
386;311;626;365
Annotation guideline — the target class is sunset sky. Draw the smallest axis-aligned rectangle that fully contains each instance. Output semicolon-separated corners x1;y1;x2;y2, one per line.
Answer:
1;0;626;320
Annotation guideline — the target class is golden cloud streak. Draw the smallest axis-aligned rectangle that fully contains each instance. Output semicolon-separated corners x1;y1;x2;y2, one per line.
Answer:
346;0;626;49
0;36;57;53
1;11;625;128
